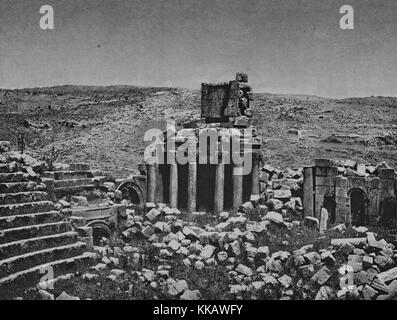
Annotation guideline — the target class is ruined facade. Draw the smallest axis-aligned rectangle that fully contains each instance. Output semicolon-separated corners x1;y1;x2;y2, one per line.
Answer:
303;159;397;226
144;73;263;213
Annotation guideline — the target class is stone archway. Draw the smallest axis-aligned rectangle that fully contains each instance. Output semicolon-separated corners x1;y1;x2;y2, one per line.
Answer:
116;181;144;206
86;220;112;245
348;188;368;226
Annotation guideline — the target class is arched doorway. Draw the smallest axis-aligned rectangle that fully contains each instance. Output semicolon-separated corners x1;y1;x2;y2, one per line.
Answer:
116;181;144;206
86;221;112;245
348;188;368;226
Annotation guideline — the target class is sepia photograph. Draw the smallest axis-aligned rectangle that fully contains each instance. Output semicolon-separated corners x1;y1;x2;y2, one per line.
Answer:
0;0;396;307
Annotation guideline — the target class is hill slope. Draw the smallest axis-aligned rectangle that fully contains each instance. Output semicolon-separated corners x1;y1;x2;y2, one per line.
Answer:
0;86;396;178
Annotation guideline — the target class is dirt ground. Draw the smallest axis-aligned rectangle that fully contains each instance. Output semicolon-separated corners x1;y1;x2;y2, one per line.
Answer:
0;86;396;177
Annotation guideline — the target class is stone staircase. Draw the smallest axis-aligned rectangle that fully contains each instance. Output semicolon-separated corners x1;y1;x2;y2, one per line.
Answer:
0;143;96;299
43;163;106;199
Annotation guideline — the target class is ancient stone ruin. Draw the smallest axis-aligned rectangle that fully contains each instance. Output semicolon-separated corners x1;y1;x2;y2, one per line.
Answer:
303;159;397;226
143;73;262;213
1;75;397;301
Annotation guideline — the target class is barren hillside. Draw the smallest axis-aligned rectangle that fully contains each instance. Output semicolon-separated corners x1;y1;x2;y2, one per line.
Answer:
0;86;396;177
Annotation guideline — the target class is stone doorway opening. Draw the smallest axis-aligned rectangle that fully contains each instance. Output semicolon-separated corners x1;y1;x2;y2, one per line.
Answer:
116;181;143;206
348;188;368;226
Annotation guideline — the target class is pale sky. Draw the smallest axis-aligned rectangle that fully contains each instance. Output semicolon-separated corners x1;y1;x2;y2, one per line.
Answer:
0;0;396;98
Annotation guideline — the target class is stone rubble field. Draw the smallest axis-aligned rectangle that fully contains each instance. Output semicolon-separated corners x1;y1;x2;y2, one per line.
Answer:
30;165;397;301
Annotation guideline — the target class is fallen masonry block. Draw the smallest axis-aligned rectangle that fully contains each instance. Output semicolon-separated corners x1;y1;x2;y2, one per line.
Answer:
331;238;367;247
266;199;283;211
377;267;397;284
180;290;201;300
235;264;253;277
146;208;161;221
321;251;335;264
311;266;332;285
71;196;88;207
278;274;292;288
330;224;346;232
264;211;284;224
362;285;378;300
273;189;292;200
272;179;302;191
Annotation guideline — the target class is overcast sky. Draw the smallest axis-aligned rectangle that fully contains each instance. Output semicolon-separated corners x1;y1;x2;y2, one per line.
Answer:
0;0;396;97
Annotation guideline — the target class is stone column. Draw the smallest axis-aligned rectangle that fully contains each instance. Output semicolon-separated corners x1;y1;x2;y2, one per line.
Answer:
303;167;314;217
156;165;164;203
147;163;157;203
251;153;260;198
169;163;178;208
187;160;197;213
233;163;243;210
335;175;348;224
214;162;225;214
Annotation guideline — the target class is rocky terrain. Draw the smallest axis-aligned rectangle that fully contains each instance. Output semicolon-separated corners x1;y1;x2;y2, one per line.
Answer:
26;199;397;301
0;85;396;179
6;159;396;301
1;84;396;300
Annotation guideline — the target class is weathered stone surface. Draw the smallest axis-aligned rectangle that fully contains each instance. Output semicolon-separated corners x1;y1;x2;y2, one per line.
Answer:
273;189;292;200
315;286;333;300
266;199;283;211
278;274;292;288
71;196;88;206
377;267;397;284
167;279;189;296
236;264;253;277
321;251;335;264
264;211;284;224
311;267;331;285
180;290;201;300
146;208;161;221
200;245;216;259
362;285;378;300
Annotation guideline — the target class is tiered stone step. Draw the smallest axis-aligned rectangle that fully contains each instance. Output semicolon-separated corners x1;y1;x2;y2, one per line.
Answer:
0;182;44;193
0;211;62;229
0;201;56;216
0;150;97;298
0;242;87;278
0;191;49;205
45;163;106;198
43;171;93;180
0;172;26;183
54;178;95;189
0;232;79;260
0;221;71;244
0;252;96;297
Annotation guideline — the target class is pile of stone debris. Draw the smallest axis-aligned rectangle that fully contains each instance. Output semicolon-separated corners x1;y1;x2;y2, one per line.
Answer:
37;199;397;300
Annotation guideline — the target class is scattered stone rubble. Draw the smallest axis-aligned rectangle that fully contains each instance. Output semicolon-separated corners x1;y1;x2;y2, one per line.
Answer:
3;138;397;300
38;191;397;300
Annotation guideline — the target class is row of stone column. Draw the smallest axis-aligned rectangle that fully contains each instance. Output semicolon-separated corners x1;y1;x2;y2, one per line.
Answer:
146;155;261;213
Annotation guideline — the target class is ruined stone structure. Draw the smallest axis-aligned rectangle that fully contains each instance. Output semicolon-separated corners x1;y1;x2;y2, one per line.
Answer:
144;73;263;213
0;143;95;296
303;159;397;226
